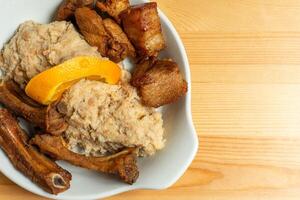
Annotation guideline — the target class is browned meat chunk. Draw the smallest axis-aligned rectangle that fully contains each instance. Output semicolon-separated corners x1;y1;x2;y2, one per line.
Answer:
0;109;71;194
120;2;166;58
131;58;156;87
75;7;135;62
96;0;130;23
31;134;139;184
103;18;136;59
0;81;68;135
54;0;94;21
74;7;109;57
132;60;187;108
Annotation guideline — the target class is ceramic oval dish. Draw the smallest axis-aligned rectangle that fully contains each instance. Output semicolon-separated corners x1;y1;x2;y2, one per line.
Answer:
0;0;198;199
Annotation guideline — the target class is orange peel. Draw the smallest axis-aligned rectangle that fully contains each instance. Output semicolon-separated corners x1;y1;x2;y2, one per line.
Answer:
25;56;121;105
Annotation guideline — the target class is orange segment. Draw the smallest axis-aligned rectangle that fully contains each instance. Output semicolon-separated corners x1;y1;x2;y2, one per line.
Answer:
25;56;121;105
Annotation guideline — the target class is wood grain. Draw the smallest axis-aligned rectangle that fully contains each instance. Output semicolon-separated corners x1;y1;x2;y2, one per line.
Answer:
2;0;300;199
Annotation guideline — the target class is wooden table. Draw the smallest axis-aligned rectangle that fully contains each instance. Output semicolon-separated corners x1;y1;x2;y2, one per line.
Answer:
1;0;300;199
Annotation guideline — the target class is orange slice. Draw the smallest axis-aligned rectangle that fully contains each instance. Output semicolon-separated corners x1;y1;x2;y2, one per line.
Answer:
25;56;121;105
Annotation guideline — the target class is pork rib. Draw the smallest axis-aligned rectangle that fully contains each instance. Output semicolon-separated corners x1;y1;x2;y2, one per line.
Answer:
0;109;71;194
31;134;139;184
0;81;67;135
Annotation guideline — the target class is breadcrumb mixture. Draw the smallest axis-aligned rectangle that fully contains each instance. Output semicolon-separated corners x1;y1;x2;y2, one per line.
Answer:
0;21;101;88
58;79;165;157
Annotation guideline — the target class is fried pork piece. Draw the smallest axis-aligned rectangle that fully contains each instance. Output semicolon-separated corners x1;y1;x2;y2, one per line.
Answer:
0;109;71;194
54;0;94;21
75;7;134;62
0;81;68;135
132;60;187;108
96;0;130;23
131;58;156;87
120;2;166;58
31;134;139;184
75;7;109;57
103;18;136;59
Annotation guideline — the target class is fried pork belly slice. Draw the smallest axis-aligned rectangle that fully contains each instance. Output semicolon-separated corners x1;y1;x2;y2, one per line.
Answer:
103;18;136;59
31;134;139;184
75;7;134;62
54;0;94;21
96;0;130;24
132;60;187;108
0;81;68;135
75;7;109;56
131;58;156;87
0;109;71;194
120;2;166;58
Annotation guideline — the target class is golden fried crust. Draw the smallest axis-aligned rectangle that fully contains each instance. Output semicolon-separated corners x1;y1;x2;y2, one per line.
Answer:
0;81;68;135
0;109;71;194
103;18;136;58
105;39;128;63
54;0;94;21
131;58;156;87
75;7;135;62
31;134;139;184
75;7;109;56
120;2;166;58
133;60;187;108
96;0;130;24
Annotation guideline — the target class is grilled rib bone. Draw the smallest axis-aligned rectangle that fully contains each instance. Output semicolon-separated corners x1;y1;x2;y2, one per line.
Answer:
0;81;67;135
31;134;139;184
0;109;71;194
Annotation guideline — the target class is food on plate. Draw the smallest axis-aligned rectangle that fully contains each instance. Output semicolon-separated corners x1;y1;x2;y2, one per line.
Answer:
54;0;94;21
102;18;136;60
57;79;165;156
31;134;139;184
25;56;121;105
0;109;71;194
96;0;130;24
132;59;188;108
0;0;188;194
0;81;68;135
75;7;134;62
120;2;166;58
131;58;156;86
1;78;42;108
0;21;101;89
74;8;109;58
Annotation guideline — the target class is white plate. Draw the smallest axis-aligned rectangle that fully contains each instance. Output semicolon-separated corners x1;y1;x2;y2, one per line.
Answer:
0;0;198;199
